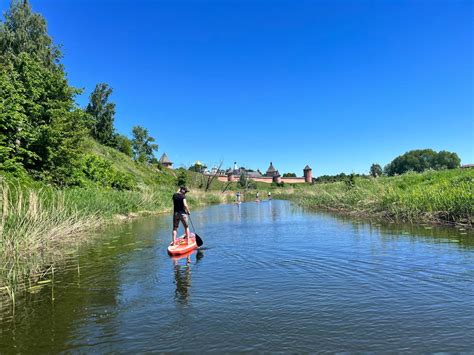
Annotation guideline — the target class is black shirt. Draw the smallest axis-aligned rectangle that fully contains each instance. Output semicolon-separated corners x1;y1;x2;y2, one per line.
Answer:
173;193;186;214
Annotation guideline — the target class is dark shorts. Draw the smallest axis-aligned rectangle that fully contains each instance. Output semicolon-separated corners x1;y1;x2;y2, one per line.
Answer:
173;212;188;230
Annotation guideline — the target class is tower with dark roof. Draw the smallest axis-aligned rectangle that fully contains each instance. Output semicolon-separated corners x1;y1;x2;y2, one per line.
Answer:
265;162;280;177
158;153;173;168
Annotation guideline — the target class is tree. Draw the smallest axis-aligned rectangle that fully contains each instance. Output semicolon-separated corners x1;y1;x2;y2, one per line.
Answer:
0;1;86;183
0;0;61;68
176;169;187;187
384;149;461;176
86;83;116;145
188;163;206;173
114;134;133;157
131;125;158;163
238;173;247;188
370;164;383;178
435;151;461;170
282;172;296;177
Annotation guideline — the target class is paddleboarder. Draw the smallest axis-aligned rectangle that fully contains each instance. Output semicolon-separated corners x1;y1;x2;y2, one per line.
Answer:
172;186;191;244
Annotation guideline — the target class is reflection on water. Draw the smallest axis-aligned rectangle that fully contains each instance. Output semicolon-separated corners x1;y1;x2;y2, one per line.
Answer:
172;250;204;305
0;201;473;353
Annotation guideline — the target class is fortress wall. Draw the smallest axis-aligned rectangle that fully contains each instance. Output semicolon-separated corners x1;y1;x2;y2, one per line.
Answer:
214;175;308;184
280;178;307;184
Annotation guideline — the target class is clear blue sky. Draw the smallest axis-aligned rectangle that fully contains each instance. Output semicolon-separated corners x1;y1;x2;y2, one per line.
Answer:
3;0;473;176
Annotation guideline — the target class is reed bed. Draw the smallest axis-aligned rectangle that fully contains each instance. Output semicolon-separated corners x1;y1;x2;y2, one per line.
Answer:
273;169;474;226
0;177;234;299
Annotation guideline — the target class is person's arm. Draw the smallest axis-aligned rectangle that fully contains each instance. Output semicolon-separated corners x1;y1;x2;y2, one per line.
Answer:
183;198;190;214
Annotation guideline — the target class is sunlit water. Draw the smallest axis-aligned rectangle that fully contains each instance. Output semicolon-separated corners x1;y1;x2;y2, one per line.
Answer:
1;200;473;352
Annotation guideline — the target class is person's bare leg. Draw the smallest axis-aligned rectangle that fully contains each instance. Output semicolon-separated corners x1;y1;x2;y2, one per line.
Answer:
185;226;190;244
172;229;177;244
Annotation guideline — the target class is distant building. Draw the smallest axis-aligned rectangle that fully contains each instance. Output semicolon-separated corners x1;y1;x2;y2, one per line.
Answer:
265;162;280;178
158;153;173;169
461;164;474;169
216;161;313;184
303;165;313;183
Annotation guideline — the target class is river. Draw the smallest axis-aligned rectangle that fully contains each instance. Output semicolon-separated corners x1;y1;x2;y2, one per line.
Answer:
1;200;473;352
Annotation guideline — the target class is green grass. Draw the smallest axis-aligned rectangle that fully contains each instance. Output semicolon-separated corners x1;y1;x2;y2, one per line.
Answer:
0;139;237;300
273;169;474;225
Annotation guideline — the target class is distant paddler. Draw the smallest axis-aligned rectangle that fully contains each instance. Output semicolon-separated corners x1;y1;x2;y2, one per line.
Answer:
172;186;191;244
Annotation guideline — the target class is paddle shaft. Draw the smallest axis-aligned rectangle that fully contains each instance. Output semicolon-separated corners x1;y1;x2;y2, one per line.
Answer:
188;214;203;247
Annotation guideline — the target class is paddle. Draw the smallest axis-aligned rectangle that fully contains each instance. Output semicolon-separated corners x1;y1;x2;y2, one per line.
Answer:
188;214;203;247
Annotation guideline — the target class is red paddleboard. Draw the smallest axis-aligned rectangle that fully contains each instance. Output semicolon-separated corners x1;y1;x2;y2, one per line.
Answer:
167;233;197;256
170;249;196;262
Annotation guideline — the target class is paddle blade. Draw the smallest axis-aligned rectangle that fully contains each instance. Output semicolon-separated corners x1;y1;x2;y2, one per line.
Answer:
195;234;204;247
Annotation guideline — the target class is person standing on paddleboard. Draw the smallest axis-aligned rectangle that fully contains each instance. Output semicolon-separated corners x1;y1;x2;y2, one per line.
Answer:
172;186;191;244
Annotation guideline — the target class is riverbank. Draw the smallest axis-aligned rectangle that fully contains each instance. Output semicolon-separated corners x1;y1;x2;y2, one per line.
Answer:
270;169;473;227
0;176;234;300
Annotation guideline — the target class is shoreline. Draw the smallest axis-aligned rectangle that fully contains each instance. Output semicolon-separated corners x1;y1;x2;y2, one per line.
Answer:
0;183;234;302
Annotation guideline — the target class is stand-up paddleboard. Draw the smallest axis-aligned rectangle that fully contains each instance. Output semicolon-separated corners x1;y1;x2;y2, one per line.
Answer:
170;249;196;262
168;233;197;256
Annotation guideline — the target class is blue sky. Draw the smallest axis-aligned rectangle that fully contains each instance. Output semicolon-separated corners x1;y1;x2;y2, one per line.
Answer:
3;0;472;176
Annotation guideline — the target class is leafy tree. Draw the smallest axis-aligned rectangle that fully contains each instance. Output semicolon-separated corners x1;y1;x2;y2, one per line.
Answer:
238;173;247;188
345;173;356;189
370;164;383;178
131;125;158;163
114;134;133;157
0;0;61;67
384;149;460;176
435;151;461;170
86;83;116;145
176;169;187;187
0;1;86;183
188;163;206;173
282;172;296;177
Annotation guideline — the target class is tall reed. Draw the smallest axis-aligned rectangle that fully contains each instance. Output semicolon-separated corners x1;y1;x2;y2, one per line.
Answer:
273;169;473;226
0;177;235;298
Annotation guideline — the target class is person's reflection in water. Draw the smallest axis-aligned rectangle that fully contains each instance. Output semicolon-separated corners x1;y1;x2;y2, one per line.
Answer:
173;251;204;305
173;255;191;305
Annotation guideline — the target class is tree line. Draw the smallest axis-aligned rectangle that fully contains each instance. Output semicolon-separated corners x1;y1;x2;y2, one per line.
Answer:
316;149;461;184
0;1;159;186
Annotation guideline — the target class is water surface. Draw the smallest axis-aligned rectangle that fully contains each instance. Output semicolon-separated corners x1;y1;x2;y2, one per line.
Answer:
1;200;473;352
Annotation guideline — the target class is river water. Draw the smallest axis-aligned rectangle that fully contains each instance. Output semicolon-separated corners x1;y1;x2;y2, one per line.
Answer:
1;200;473;352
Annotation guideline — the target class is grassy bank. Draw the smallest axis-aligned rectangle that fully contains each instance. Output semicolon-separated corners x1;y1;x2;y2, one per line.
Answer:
0;175;233;300
270;169;473;226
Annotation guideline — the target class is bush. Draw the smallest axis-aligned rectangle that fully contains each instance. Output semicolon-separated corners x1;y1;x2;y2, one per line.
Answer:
80;154;135;190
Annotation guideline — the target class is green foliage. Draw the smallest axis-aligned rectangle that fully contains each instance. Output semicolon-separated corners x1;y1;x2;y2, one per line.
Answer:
238;173;247;188
80;154;135;190
314;172;368;184
131;125;158;163
384;149;460;176
0;0;61;67
114;134;133;157
370;164;383;178
275;169;474;225
188;163;206;172
86;83;116;146
0;1;86;185
344;173;356;189
283;172;296;177
176;169;188;187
